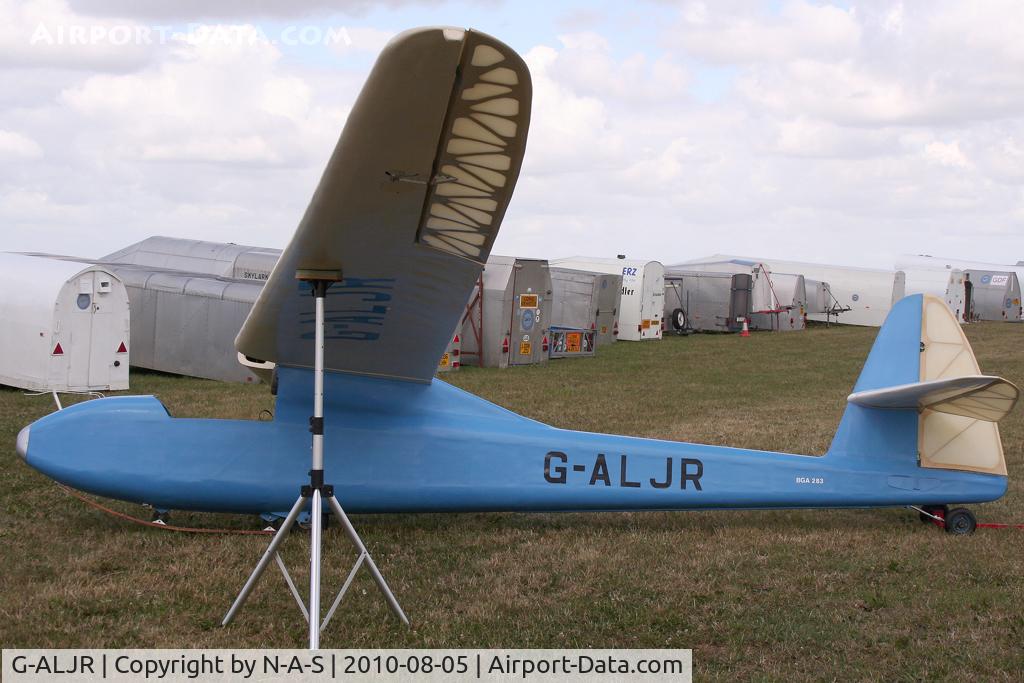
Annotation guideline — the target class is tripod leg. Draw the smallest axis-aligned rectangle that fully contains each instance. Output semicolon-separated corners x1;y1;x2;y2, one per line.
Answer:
326;495;410;626
309;488;323;649
222;494;307;626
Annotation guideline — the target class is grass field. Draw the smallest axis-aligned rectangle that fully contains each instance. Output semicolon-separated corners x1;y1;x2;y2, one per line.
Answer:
2;323;1023;680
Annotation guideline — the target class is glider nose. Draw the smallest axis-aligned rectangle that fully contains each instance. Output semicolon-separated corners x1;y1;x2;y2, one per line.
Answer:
16;425;29;460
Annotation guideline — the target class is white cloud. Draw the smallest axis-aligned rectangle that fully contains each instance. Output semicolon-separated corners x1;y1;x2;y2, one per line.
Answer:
0;130;43;159
924;140;970;169
0;1;1022;269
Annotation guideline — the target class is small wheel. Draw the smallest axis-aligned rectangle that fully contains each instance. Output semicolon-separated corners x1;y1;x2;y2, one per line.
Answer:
944;507;977;535
150;510;170;525
671;308;686;331
919;505;948;524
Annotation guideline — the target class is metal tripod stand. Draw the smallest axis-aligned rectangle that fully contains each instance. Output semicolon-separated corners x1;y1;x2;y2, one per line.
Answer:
222;270;409;648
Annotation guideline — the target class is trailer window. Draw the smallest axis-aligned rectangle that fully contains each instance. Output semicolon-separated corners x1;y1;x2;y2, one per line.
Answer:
76;293;91;310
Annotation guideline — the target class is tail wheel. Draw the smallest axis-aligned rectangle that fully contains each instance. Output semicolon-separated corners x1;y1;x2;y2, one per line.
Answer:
671;308;686;331
944;507;977;535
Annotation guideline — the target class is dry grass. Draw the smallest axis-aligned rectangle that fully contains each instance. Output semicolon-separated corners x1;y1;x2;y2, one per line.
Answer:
2;323;1023;680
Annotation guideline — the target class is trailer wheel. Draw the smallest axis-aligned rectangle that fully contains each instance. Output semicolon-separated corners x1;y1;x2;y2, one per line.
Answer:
944;507;977;535
919;505;948;524
671;308;687;331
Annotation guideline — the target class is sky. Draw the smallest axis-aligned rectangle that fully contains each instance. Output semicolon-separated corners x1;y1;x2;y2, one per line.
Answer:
1;0;1023;269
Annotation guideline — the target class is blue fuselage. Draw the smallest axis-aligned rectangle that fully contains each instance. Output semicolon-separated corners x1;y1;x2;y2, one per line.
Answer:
18;367;1006;516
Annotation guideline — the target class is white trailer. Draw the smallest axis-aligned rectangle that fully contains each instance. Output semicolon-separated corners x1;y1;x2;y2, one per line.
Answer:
901;267;969;322
550;257;664;341
0;253;130;392
684;255;906;327
548;267;621;345
896;255;1023;322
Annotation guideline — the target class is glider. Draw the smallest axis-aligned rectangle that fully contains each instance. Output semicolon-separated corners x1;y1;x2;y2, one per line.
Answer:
15;28;1020;540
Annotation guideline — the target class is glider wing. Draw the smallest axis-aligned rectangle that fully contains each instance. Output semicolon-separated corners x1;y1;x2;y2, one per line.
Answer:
235;27;531;382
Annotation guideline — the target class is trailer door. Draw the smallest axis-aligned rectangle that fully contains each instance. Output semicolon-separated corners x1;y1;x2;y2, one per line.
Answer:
595;275;618;345
67;274;95;390
509;265;541;366
89;273;120;388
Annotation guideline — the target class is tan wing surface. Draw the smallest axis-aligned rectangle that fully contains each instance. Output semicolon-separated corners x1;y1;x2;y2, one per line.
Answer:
235;27;531;382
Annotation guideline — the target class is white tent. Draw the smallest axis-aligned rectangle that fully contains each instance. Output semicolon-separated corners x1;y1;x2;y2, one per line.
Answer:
0;253;130;392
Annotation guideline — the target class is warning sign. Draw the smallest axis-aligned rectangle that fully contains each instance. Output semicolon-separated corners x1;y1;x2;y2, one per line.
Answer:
519;341;532;355
519;294;539;309
566;332;582;353
439;353;450;368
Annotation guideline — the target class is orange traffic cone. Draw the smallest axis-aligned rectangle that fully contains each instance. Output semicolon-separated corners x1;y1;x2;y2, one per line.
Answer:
740;318;750;337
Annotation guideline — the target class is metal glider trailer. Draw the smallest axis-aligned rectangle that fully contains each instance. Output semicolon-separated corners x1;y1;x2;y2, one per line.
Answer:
550;257;664;341
0;253;130;392
549;267;621;346
668;259;786;332
460;255;552;368
112;267;265;383
105;236;282;283
662;269;752;333
685;254;907;328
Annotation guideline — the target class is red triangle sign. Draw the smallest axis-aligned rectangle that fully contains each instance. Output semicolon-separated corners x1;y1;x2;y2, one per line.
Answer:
453;335;460;344
116;341;128;354
52;343;64;356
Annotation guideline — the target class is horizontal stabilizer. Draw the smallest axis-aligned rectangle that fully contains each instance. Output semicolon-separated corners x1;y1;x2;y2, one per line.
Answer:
848;375;1020;422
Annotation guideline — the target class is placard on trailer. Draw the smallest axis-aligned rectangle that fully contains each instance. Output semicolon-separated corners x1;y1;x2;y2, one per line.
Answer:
549;326;596;358
0;253;130;392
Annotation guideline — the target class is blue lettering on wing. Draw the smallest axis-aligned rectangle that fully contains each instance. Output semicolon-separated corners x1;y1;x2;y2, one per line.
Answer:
298;277;395;341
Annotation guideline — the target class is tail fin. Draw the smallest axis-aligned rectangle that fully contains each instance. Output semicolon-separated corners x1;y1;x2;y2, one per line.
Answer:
828;294;1018;475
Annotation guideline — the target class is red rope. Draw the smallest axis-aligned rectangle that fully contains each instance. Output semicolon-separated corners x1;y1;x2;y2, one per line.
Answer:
57;484;273;536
